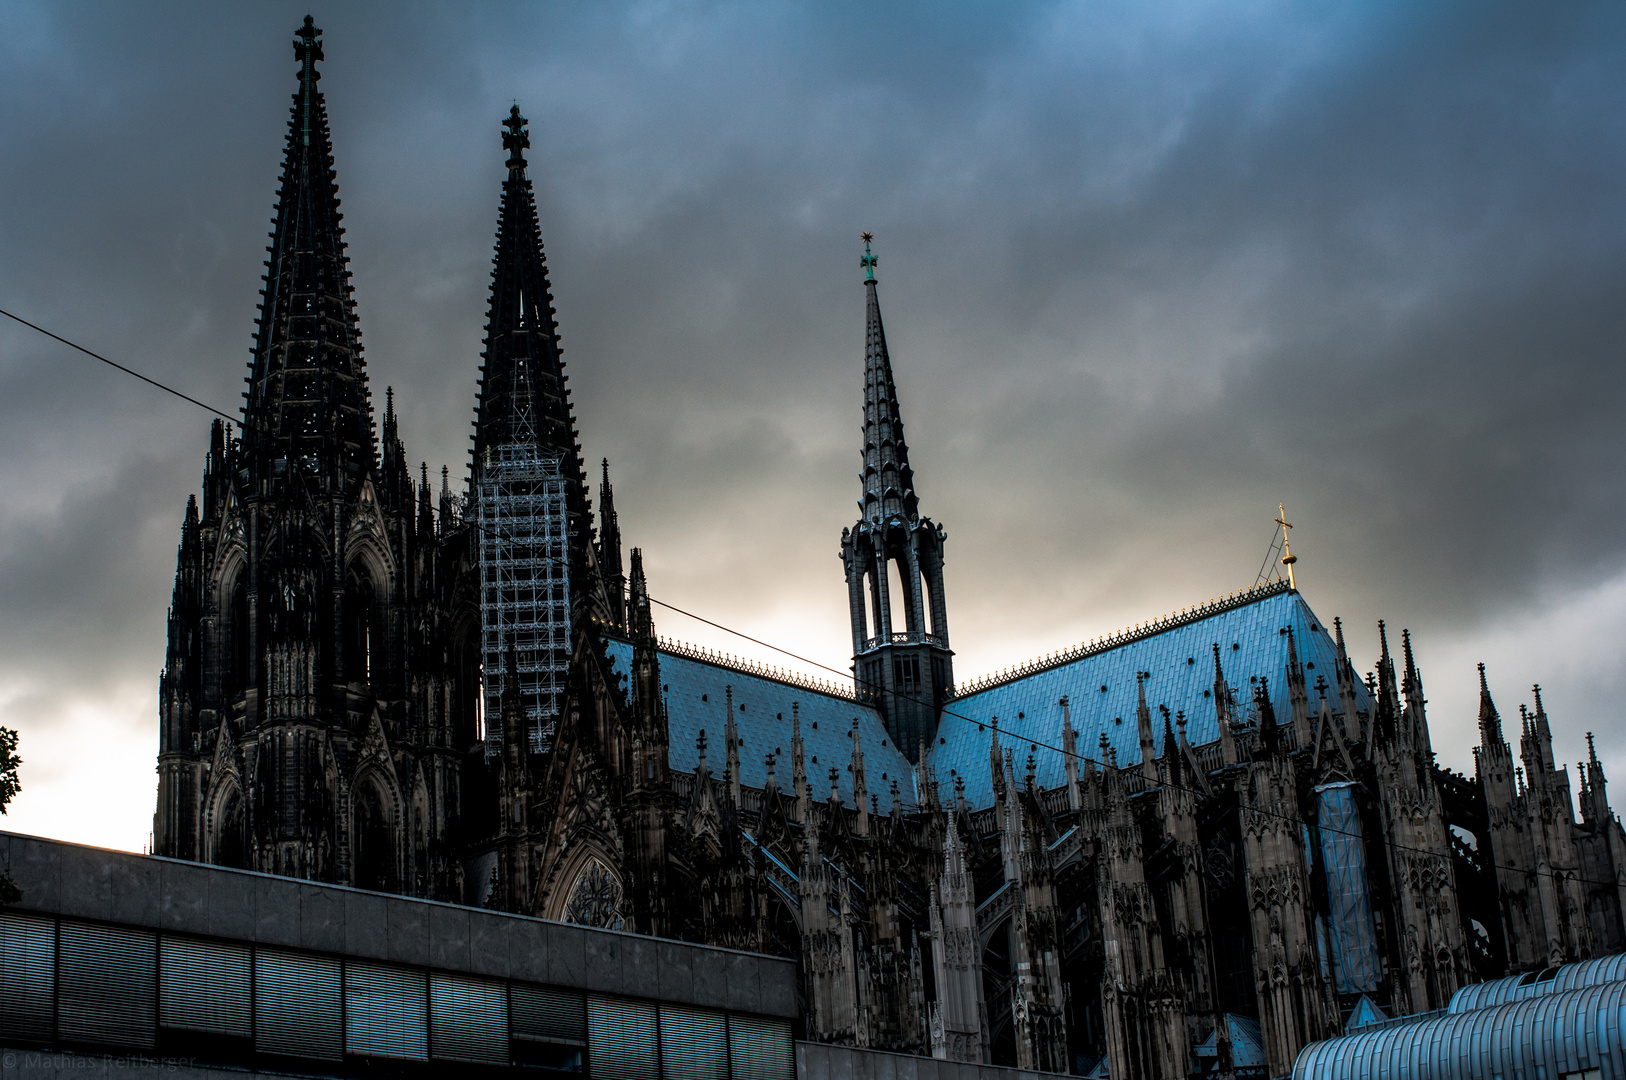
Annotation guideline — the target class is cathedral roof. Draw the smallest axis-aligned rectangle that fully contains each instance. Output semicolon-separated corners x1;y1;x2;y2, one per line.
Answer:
930;584;1372;809
603;640;913;810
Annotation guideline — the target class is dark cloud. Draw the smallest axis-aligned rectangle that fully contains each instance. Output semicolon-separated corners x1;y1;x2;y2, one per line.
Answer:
3;0;1625;845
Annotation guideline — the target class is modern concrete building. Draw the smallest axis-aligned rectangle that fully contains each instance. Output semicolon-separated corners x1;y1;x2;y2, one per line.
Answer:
0;831;1063;1080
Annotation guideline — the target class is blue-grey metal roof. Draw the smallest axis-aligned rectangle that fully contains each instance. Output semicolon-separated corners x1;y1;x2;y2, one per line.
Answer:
604;640;915;810
1194;1014;1267;1069
927;587;1372;809
1293;979;1626;1080
1449;953;1626;1013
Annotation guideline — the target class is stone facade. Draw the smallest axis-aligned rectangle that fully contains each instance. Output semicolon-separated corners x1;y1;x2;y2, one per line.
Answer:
153;20;1626;1080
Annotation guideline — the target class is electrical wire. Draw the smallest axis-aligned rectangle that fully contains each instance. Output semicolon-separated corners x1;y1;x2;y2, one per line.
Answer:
7;302;1615;905
0;307;236;421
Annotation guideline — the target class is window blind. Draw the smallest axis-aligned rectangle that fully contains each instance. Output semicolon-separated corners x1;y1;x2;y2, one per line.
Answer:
587;994;660;1080
345;960;429;1060
727;1015;794;1080
57;921;156;1049
512;984;587;1043
429;971;508;1064
0;912;55;1044
255;948;343;1060
660;1004;729;1080
159;935;251;1036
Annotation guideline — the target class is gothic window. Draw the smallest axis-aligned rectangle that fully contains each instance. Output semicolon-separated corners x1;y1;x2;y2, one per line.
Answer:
227;581;251;698
344;571;377;687
354;783;394;892
894;654;922;693
561;858;625;931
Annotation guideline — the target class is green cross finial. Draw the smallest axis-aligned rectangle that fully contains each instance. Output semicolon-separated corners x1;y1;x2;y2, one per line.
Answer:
860;231;877;282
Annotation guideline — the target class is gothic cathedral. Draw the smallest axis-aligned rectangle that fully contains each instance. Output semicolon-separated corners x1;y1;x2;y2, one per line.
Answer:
155;21;1626;1079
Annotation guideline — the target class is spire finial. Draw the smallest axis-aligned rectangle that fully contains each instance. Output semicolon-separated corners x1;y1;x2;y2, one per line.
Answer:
294;16;323;72
1276;503;1297;589
503;105;530;172
860;231;877;282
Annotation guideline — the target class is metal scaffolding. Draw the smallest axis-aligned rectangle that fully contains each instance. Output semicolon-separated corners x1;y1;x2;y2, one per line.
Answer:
475;439;570;756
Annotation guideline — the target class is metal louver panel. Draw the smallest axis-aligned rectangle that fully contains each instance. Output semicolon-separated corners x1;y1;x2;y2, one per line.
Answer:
255;948;343;1060
727;1015;794;1080
345;960;429;1060
58;921;157;1049
429;971;508;1064
660;1004;729;1080
512;983;587;1043
0;912;55;1043
159;936;251;1036
587;994;660;1080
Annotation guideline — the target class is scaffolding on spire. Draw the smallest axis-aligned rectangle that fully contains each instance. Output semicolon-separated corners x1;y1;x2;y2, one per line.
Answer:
476;428;570;756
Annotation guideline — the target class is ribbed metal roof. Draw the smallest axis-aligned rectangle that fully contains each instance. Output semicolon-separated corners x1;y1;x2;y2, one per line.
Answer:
604;640;913;810
1449;953;1626;1012
1293;979;1626;1080
929;587;1371;809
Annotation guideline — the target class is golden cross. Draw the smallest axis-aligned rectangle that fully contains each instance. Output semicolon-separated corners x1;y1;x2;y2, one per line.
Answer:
1276;503;1297;589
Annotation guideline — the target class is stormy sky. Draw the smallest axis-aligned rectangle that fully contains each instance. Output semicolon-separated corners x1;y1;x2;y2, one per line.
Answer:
3;1;1625;851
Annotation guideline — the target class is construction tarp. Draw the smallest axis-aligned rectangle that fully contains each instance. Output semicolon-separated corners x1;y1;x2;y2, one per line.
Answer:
1315;782;1382;994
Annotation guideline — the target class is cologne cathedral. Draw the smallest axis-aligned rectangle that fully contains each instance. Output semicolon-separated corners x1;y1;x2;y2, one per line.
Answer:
155;20;1626;1079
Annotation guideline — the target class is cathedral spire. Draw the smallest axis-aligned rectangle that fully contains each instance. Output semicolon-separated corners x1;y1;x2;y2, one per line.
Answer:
1374;620;1400;745
242;15;375;489
472;105;591;590
842;233;952;759
858;233;919;525
791;702;810;823
599;459;626;625
1136;673;1158;783
1478;663;1504;747
724;685;740;807
1212;644;1238;765
1333;617;1364;744
1285;627;1312;750
628;547;651;639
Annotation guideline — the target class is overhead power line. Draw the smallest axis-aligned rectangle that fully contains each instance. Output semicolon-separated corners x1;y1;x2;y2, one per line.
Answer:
0;307;236;421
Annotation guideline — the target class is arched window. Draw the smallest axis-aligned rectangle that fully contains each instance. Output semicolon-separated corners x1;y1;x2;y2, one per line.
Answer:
226;581;250;698
217;790;247;869
343;571;376;687
353;783;393;892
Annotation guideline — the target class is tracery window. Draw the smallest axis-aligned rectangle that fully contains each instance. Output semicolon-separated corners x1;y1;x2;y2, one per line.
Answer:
561;858;625;931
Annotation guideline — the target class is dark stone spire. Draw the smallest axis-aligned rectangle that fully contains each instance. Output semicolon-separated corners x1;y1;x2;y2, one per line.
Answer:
842;234;952;758
859;233;919;525
1478;663;1504;747
599;459;626;625
242;16;375;490
472;105;591;597
1374;620;1399;745
474;106;579;464
628;547;652;641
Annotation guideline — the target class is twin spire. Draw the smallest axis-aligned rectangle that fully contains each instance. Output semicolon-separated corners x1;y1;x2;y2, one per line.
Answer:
859;234;920;525
243;15;374;488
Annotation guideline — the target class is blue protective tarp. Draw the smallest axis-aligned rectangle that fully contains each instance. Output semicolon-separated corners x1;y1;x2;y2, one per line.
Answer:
1316;782;1382;994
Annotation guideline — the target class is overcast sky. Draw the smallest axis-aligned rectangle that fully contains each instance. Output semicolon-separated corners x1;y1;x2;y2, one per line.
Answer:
3;1;1625;851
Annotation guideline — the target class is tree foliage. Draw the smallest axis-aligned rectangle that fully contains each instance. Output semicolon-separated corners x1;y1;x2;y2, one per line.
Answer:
0;726;19;812
1;726;20;903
